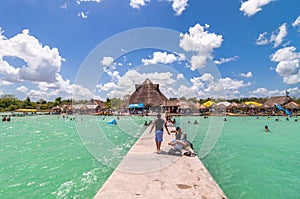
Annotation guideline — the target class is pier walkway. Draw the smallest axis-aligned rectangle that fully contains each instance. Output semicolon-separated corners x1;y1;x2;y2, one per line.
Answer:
94;123;227;199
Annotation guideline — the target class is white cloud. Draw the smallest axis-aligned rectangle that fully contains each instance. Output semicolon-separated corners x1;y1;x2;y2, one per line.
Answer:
270;46;300;84
292;16;300;27
179;23;223;70
101;56;114;66
256;32;269;45
270;23;287;48
214;56;238;65
190;55;207;70
16;86;29;93
249;87;300;98
239;72;253;78
189;73;250;99
180;23;223;54
270;46;300;62
292;16;300;31
256;23;287;48
240;0;274;16
78;11;89;19
129;0;150;9
0;28;94;101
77;0;102;4
0;29;64;83
97;70;181;99
60;2;68;9
177;73;184;79
168;0;188;16
142;51;179;65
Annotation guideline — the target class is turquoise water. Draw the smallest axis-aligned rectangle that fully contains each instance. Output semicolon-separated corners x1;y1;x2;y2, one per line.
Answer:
197;116;300;199
0;115;147;198
1;115;299;198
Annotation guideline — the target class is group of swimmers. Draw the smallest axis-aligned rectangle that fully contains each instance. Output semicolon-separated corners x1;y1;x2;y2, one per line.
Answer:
2;116;11;122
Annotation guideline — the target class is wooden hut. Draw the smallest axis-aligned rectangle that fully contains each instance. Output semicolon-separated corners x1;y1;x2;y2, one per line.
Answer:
263;96;289;107
128;78;170;110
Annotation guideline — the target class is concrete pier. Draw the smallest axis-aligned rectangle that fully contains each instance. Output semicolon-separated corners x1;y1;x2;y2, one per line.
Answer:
94;124;227;199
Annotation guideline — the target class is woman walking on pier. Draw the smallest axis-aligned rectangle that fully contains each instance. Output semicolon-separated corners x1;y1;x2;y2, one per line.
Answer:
150;113;170;154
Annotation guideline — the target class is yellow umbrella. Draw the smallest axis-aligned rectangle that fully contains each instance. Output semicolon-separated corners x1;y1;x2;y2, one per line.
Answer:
203;101;215;107
244;101;263;107
15;109;37;112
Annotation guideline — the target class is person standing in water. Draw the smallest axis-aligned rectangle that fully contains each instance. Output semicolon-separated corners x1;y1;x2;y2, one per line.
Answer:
150;113;170;154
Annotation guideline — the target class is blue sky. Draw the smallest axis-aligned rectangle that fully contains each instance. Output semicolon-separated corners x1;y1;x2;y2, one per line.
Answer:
0;0;300;101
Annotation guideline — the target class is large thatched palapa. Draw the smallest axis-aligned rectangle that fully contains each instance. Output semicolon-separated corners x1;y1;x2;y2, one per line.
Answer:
263;96;291;107
128;78;169;108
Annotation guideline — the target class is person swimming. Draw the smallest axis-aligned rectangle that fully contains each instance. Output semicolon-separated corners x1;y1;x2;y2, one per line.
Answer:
265;125;270;132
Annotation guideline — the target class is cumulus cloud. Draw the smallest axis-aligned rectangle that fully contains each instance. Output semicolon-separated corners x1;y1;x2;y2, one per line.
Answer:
0;29;64;83
240;0;274;16
214;56;238;65
0;28;94;101
189;73;250;99
129;0;150;9
239;72;253;78
270;46;300;84
142;51;180;65
97;69;180;99
168;0;188;16
179;23;223;70
129;0;188;15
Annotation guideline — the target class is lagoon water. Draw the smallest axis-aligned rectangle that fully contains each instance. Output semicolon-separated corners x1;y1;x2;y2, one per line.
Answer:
1;115;299;198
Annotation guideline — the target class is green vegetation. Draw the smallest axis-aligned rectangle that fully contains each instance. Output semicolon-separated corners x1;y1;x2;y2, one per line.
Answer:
0;95;73;112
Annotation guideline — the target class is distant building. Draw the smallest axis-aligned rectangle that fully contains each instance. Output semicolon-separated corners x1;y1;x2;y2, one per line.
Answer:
126;78;179;113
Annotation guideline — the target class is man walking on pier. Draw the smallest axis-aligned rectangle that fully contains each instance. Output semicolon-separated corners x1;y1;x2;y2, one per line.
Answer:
150;113;170;154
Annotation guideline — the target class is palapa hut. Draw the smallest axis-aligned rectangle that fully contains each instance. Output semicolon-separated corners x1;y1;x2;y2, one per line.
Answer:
263;96;291;107
128;78;171;111
262;95;294;115
284;101;299;114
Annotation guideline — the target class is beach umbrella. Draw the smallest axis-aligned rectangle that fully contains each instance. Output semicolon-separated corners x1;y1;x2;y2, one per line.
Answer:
245;101;263;107
15;109;37;112
217;102;231;107
203;101;214;107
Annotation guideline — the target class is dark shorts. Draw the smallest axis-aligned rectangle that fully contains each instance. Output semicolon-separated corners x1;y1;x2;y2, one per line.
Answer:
155;130;163;142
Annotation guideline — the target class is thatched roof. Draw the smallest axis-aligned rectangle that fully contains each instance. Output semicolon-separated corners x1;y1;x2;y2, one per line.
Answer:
237;102;248;108
227;102;238;109
128;78;169;106
178;100;198;109
89;99;106;109
263;96;290;107
285;101;299;109
162;99;179;106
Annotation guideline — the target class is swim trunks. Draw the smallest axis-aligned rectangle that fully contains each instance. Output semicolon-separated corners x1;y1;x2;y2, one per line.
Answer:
155;130;163;142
